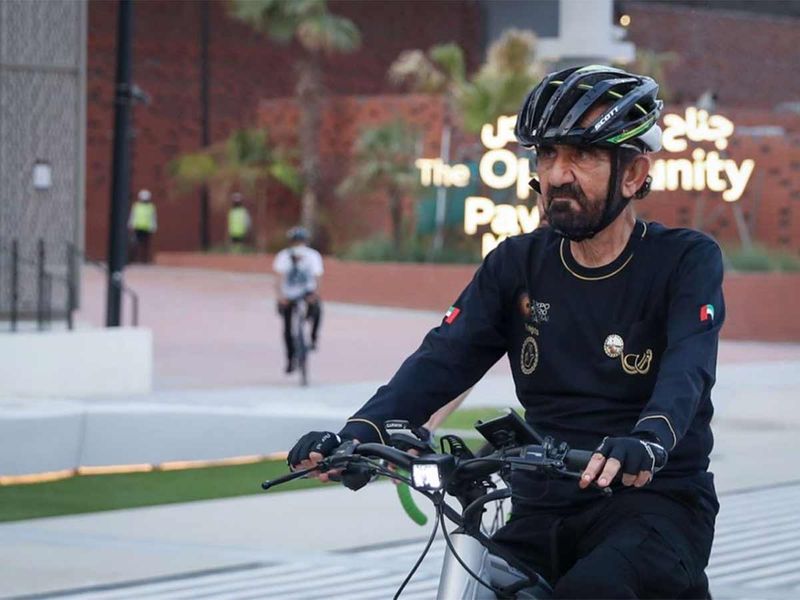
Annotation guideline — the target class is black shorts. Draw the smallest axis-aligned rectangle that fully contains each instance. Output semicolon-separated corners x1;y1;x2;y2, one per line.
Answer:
491;485;716;599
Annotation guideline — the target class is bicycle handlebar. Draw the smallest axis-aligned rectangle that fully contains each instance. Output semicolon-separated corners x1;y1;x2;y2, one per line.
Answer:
262;440;596;495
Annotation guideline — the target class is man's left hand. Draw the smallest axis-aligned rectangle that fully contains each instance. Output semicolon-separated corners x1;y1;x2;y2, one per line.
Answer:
579;435;668;490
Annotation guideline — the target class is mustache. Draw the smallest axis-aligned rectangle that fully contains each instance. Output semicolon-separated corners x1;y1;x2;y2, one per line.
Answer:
547;183;586;202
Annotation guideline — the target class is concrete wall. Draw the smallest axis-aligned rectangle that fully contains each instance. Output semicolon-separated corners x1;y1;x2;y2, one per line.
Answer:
0;402;85;475
0;0;86;314
0;398;346;476
0;328;153;398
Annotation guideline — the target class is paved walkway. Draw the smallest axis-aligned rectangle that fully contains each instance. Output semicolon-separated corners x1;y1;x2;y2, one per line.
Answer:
74;265;470;389
73;265;800;389
15;482;799;600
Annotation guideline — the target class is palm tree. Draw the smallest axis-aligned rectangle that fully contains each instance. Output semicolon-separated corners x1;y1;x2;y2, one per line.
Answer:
170;128;300;251
389;43;466;254
229;0;361;240
626;49;679;103
459;29;542;134
336;120;421;251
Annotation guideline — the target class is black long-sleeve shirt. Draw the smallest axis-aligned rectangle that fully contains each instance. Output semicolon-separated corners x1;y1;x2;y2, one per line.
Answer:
341;221;724;508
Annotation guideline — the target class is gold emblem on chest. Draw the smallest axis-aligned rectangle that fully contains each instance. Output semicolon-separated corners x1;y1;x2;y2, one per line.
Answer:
604;333;653;375
520;336;539;375
622;349;653;375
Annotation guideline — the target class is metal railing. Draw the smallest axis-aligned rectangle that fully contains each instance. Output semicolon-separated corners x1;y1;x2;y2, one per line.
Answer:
1;238;139;332
70;243;140;328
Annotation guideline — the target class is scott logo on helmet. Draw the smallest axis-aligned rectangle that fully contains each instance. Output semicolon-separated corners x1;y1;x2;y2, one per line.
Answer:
594;106;620;131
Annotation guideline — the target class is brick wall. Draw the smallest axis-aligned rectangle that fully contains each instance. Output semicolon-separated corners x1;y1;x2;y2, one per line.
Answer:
617;3;800;249
638;108;800;251
85;0;482;259
255;94;447;250
619;1;800;109
254;97;800;255
85;0;800;259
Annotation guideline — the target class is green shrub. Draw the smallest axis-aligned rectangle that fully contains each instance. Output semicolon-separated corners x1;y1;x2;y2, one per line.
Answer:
206;243;259;255
340;233;480;264
724;244;800;272
771;251;800;272
341;236;402;262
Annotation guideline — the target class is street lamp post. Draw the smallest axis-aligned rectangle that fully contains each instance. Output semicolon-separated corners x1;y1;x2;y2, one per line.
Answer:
105;0;134;327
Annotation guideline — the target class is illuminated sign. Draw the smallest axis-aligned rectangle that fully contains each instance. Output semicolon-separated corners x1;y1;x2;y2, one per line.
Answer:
438;115;540;256
417;108;754;256
464;197;540;256
651;107;755;202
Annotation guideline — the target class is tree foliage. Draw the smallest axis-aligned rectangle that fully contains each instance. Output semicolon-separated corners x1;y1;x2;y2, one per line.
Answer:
337;120;421;249
458;29;542;133
627;49;679;103
170;128;299;196
228;0;361;238
229;0;361;54
170;128;300;250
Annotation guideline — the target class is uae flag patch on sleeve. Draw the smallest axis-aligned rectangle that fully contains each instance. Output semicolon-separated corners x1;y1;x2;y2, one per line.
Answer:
444;305;461;324
700;304;715;322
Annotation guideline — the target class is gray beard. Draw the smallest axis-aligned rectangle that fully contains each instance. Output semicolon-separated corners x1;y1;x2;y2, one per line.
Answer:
545;198;605;242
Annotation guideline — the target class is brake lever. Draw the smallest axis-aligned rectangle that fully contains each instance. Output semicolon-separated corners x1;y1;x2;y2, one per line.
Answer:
261;466;318;491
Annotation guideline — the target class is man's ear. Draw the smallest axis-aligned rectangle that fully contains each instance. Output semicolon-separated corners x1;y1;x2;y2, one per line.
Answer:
620;154;651;198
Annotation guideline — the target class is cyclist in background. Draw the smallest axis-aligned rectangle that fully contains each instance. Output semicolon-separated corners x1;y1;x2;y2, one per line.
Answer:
273;226;323;374
288;66;724;598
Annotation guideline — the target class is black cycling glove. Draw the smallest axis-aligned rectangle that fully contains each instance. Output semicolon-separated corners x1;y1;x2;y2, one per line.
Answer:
287;431;345;469
595;434;668;476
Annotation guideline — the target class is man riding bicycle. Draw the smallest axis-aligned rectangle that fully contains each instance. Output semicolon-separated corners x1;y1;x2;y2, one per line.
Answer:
288;65;723;599
273;226;323;373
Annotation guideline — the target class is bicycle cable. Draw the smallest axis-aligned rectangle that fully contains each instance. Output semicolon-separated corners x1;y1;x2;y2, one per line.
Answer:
393;499;441;600
436;498;506;597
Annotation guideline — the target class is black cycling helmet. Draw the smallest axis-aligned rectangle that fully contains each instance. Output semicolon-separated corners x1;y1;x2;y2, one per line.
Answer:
516;64;663;153
287;226;310;242
515;65;664;241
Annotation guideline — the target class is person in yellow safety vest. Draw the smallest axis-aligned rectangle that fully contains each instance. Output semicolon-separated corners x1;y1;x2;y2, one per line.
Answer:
128;189;158;264
227;192;252;253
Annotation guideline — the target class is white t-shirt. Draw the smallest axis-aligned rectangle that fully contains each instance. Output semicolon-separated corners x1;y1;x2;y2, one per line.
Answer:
273;245;324;301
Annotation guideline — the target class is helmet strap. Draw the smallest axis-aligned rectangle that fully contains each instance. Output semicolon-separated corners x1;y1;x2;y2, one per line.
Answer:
595;147;633;235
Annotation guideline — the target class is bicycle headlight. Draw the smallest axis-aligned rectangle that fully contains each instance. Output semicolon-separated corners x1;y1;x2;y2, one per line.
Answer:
411;454;455;491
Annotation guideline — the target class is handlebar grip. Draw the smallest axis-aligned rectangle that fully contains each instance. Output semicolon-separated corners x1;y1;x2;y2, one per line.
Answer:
565;449;594;472
354;443;414;469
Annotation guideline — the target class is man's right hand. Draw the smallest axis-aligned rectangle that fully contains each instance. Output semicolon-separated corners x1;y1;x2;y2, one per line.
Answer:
277;297;289;315
287;431;347;483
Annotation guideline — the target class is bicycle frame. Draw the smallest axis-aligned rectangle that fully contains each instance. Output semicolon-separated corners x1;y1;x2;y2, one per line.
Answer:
438;531;552;599
432;474;553;599
289;297;309;386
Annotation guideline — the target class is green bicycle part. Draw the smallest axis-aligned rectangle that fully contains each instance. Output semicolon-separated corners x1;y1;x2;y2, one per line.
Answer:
395;480;428;526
